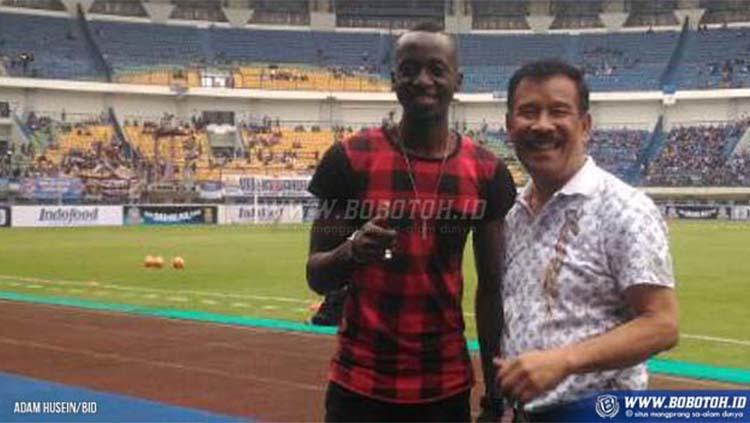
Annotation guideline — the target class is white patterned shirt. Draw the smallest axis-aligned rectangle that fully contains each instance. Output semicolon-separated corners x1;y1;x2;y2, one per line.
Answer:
502;157;675;411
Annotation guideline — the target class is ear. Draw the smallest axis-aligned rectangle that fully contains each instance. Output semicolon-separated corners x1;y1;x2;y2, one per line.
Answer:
390;70;396;92
456;71;464;91
505;112;512;133
581;112;592;147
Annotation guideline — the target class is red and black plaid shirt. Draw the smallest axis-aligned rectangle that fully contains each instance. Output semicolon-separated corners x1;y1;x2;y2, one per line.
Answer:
309;126;516;403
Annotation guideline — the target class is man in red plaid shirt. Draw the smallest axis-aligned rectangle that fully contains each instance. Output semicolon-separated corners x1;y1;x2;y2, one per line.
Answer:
306;22;516;422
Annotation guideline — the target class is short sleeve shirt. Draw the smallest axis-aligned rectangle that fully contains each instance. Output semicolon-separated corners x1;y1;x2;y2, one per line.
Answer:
309;126;516;403
502;157;675;411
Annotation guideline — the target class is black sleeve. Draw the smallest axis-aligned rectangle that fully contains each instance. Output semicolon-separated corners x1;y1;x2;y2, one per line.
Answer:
308;142;356;202
483;160;517;221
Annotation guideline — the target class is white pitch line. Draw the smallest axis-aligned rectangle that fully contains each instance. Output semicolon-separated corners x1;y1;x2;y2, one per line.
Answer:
167;296;189;302
681;334;750;347
0;274;311;305
652;373;744;388
3;274;749;348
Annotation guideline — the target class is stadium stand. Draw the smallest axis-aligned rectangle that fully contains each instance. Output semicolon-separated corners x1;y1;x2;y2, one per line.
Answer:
89;20;205;69
7;107;750;190
0;8;701;93
6;7;750;93
589;128;649;183
645;117;750;186
674;27;750;90
2;4;750;191
0;12;104;80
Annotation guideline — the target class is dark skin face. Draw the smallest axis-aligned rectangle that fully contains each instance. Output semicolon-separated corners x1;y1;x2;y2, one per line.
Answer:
392;31;462;123
506;75;592;196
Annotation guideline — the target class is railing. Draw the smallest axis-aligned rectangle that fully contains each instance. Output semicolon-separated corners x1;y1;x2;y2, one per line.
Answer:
630;115;665;184
77;4;113;82
659;17;690;91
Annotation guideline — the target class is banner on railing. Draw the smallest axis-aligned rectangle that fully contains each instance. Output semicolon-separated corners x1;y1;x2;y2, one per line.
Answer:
0;206;9;227
219;204;303;225
222;175;311;197
731;206;750;221
92;178;131;199
124;205;217;226
197;181;224;200
11;206;122;227
19;177;84;201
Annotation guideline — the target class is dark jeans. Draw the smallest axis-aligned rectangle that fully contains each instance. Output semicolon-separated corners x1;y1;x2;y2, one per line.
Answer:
325;382;471;422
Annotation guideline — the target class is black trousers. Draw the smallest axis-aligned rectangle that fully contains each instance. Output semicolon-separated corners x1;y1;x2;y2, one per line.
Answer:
325;382;471;423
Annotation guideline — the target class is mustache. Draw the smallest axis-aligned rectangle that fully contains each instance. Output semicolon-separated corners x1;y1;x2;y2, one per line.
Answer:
511;134;562;148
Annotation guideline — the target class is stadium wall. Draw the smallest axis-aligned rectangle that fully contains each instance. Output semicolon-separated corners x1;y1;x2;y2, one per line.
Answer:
2;77;750;130
3;203;750;229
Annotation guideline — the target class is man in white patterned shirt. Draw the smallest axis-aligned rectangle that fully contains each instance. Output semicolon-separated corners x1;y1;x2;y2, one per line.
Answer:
495;60;679;421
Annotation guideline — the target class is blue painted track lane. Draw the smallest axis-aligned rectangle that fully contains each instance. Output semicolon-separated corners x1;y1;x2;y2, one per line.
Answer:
0;372;247;422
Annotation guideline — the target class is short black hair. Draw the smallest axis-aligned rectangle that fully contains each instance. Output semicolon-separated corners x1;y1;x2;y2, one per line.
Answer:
506;59;590;115
393;20;458;66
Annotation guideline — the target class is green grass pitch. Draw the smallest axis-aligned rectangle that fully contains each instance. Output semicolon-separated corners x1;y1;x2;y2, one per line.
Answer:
0;221;748;369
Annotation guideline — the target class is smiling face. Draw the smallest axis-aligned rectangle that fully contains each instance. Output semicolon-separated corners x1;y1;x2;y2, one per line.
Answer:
392;31;461;122
506;74;591;190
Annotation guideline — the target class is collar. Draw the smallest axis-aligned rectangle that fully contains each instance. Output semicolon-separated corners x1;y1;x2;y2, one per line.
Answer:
558;156;600;198
516;156;600;211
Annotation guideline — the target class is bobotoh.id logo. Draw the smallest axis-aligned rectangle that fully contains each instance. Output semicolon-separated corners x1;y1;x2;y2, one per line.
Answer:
595;394;620;418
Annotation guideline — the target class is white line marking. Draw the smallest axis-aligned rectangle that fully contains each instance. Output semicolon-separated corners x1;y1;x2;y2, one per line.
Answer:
261;305;278;310
167;296;189;302
681;334;750;347
2;274;748;348
652;373;744;388
0;274;312;304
